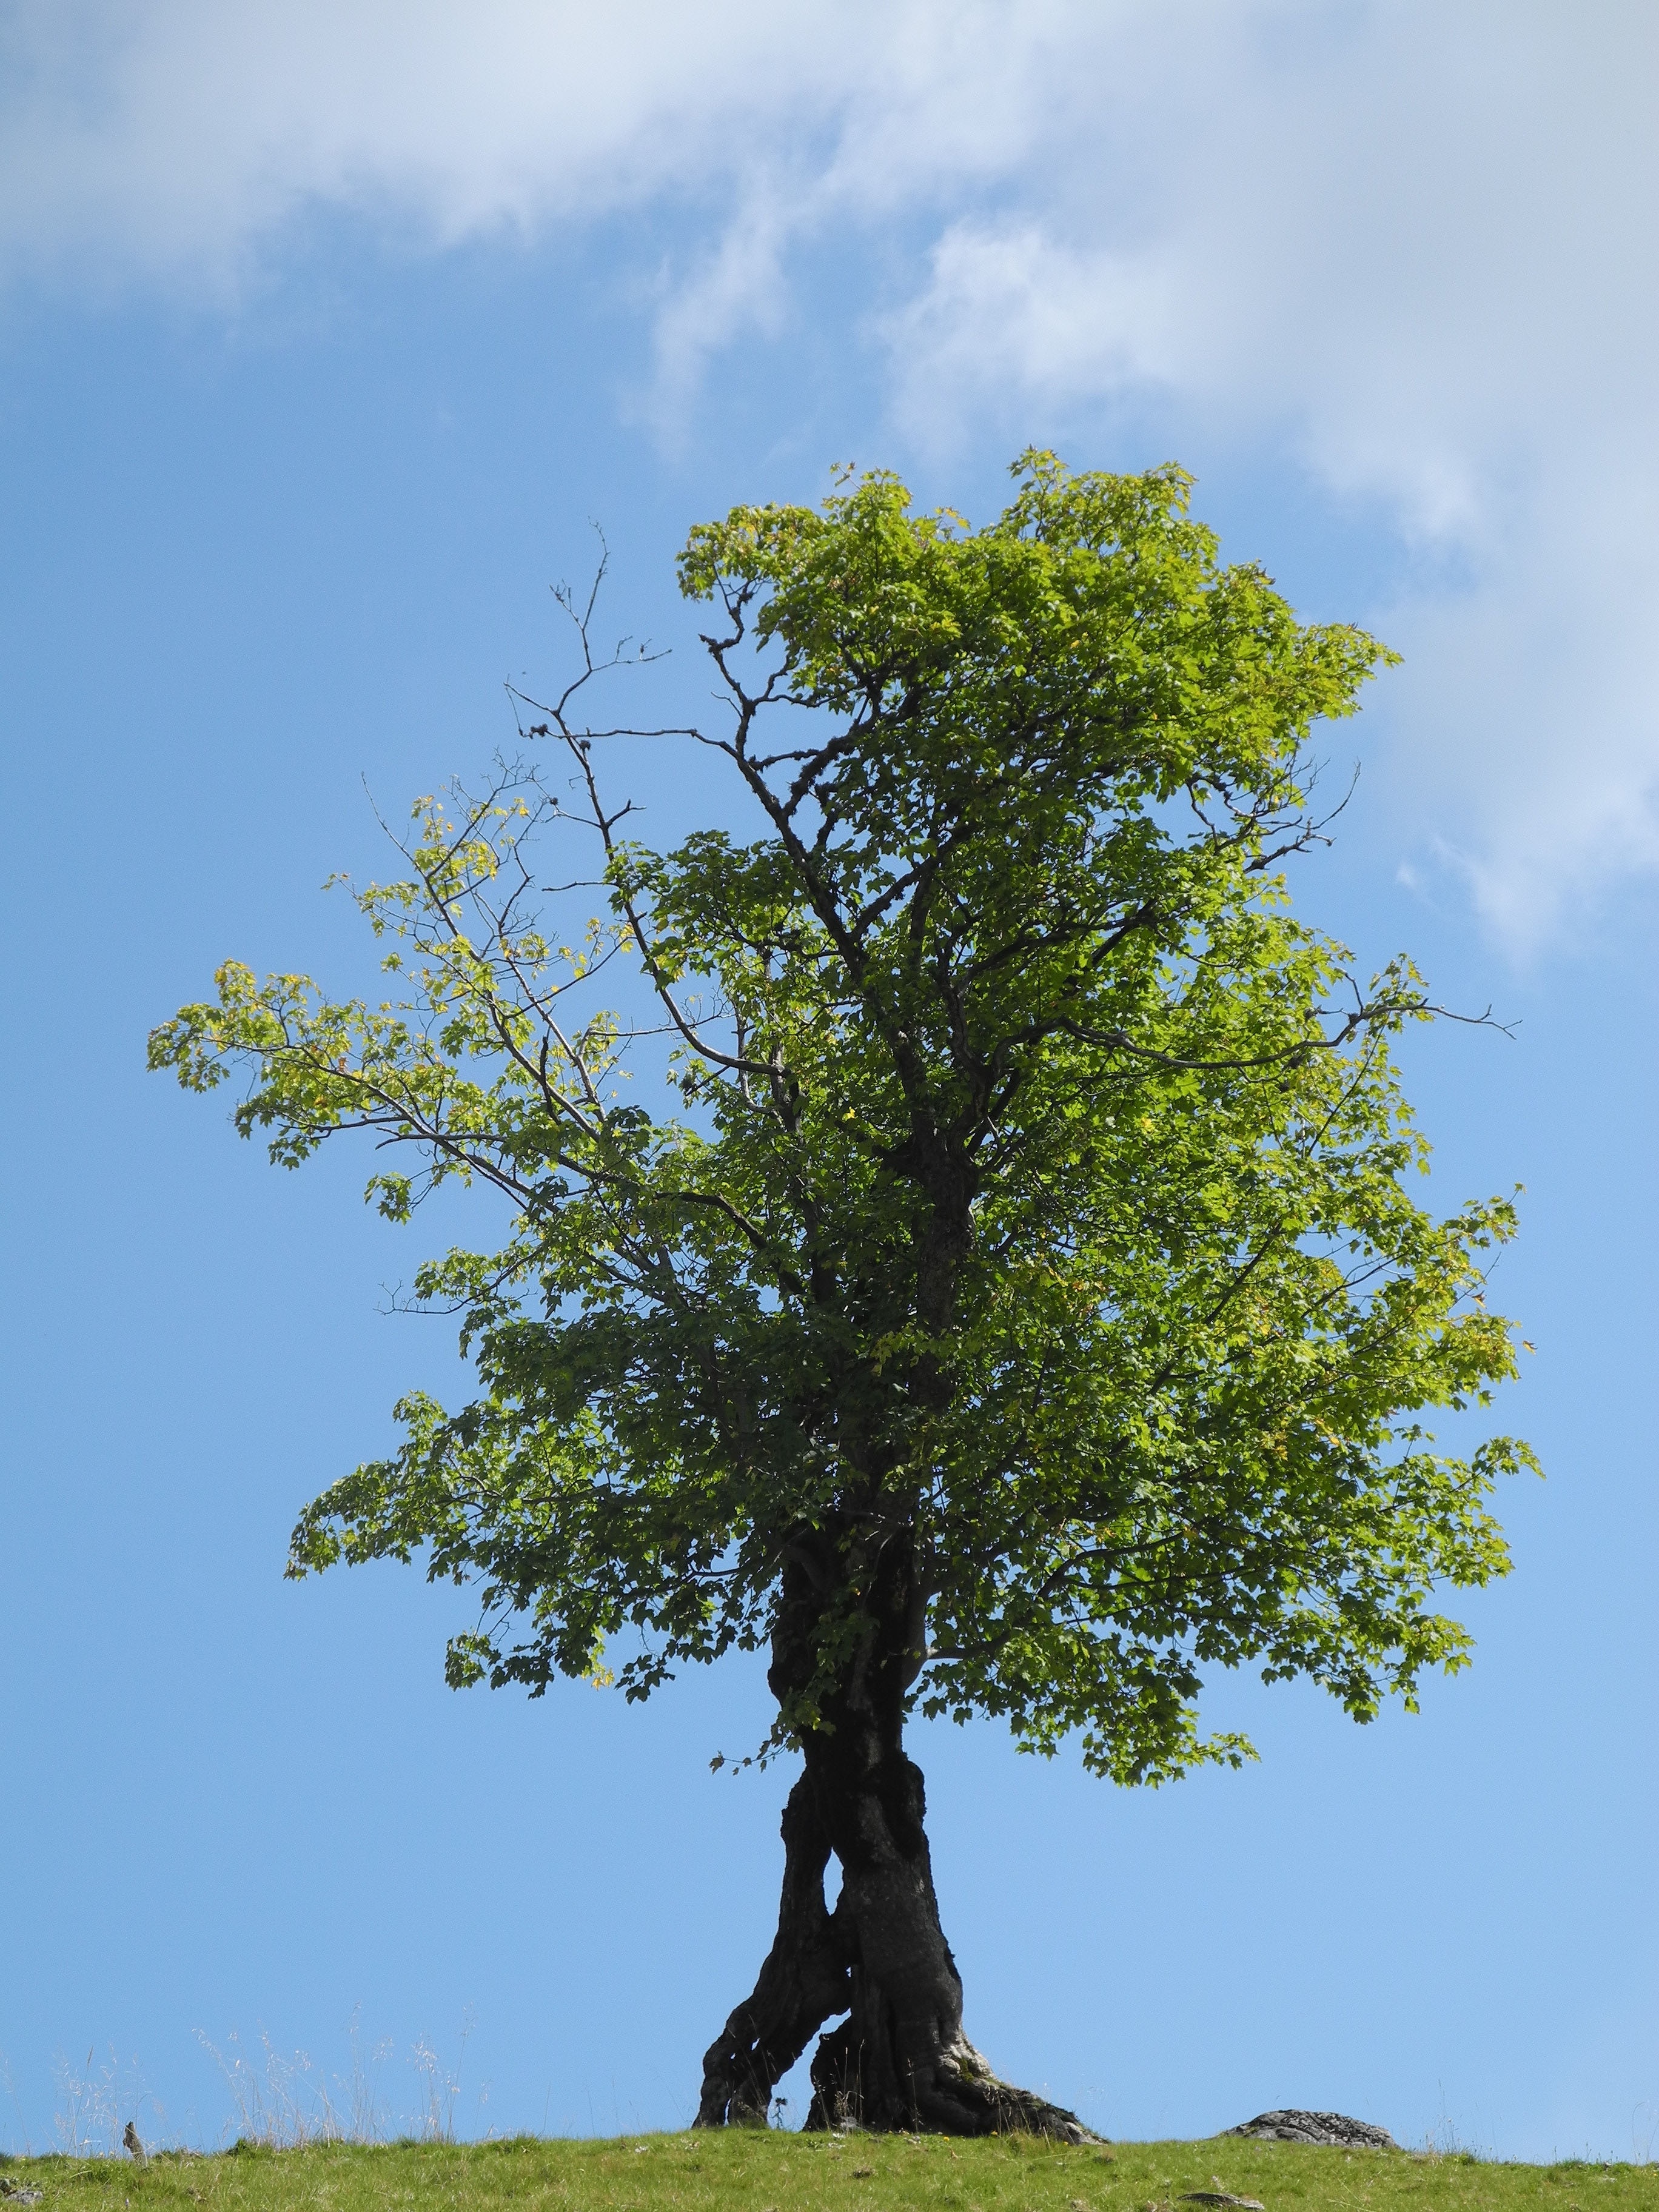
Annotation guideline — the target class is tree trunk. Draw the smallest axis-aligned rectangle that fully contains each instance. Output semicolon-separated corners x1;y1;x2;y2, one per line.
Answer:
694;1771;853;2126
695;1543;1094;2141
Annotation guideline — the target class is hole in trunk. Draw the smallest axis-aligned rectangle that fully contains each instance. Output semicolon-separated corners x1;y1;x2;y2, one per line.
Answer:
774;2024;847;2132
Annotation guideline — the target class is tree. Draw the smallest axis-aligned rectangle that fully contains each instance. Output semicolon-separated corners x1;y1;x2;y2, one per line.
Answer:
151;453;1532;2139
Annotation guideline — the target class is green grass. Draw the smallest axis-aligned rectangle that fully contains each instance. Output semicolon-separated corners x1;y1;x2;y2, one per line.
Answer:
4;2133;1657;2212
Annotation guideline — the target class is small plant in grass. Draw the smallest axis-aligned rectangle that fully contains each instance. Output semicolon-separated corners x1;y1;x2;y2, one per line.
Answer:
52;2048;164;2160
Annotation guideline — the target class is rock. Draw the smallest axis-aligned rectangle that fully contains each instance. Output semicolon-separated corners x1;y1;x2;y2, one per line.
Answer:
1180;2194;1265;2208
0;2188;44;2207
1224;2110;1395;2150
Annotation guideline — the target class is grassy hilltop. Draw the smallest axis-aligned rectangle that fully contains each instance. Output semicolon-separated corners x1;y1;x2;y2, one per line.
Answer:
4;2133;1657;2212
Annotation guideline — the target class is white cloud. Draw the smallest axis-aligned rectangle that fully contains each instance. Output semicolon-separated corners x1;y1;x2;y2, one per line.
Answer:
0;2;796;278
873;5;1659;945
0;1;1088;283
2;0;1657;947
885;227;1182;420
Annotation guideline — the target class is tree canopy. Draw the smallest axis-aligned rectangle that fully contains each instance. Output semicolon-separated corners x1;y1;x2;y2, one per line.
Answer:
152;451;1532;2131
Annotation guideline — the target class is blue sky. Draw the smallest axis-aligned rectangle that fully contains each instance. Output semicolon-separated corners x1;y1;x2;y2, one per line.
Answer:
1;0;1655;2163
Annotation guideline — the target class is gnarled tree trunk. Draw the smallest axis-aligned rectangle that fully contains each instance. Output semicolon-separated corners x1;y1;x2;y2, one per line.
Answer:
694;1769;852;2125
696;1543;1094;2140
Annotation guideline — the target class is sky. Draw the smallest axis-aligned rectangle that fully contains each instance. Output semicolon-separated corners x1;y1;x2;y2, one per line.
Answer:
1;0;1655;2165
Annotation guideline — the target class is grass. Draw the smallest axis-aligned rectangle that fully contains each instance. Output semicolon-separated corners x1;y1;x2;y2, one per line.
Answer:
3;2131;1657;2212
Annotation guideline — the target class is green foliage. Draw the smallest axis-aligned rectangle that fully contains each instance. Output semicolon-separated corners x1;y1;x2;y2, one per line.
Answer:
150;453;1535;1785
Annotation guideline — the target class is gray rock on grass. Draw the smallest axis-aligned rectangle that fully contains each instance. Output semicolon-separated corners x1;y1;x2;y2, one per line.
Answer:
1225;2110;1396;2149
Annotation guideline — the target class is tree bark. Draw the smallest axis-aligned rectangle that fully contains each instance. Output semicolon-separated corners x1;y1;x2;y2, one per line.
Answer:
695;1772;853;2126
695;1541;1095;2140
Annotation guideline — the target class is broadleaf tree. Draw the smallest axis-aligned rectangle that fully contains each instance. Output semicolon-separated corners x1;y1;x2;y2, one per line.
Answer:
151;453;1533;2139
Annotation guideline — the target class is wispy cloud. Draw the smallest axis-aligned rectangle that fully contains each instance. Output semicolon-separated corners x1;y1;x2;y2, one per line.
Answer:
0;1;1073;289
2;0;1656;947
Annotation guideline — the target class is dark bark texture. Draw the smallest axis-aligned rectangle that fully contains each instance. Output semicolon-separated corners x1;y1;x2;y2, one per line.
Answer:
696;1547;1094;2140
